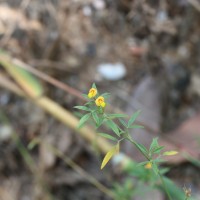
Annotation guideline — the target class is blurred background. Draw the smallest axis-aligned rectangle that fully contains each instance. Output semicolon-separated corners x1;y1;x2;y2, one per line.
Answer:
0;0;200;199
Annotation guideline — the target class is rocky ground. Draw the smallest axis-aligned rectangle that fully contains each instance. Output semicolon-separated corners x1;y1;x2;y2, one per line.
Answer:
0;0;200;199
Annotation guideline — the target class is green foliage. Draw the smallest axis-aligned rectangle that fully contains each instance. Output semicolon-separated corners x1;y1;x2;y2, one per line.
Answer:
113;179;134;200
119;118;127;128
75;84;190;200
105;120;120;136
98;133;118;142
74;106;91;111
77;113;91;129
128;110;141;128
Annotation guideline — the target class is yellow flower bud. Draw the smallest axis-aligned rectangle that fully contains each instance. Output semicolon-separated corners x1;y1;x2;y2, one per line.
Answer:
88;88;97;98
145;162;152;169
95;96;106;108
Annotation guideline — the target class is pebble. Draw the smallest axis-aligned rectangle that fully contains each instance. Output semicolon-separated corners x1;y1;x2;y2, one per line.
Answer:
93;0;105;10
82;5;92;16
0;125;13;141
97;62;127;81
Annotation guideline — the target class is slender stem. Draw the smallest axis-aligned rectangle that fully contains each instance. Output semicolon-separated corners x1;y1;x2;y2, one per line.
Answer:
126;134;172;200
158;172;173;200
47;144;115;199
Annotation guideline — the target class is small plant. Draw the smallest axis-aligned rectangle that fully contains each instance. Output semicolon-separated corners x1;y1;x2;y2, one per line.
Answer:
183;186;192;200
75;83;191;200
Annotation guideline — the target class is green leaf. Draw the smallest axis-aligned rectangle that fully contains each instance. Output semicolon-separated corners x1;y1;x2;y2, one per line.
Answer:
78;113;91;129
137;161;149;167
107;113;128;119
96;117;105;129
84;101;93;106
150;137;159;152
159;167;170;175
119;118;127;128
0;54;43;98
98;133;118;142
92;83;97;89
101;143;119;169
28;137;40;150
161;177;186;200
128;125;144;129
152;162;159;174
135;142;148;155
92;111;99;125
153;158;165;163
153;146;164;154
74;106;90;111
105;120;120;136
82;94;90;100
128;110;141;128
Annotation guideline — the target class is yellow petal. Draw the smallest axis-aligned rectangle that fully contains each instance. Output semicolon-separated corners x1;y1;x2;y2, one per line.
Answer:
145;162;152;169
88;88;97;98
101;102;106;108
88;93;92;98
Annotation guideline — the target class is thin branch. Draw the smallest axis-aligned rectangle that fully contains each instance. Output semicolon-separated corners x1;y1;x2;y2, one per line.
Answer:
13;58;85;101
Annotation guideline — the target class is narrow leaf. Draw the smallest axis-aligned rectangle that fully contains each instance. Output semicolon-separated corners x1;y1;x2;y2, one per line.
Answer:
129;125;144;129
96;117;104;129
150;137;159;152
78;113;91;129
107;113;128;119
135;143;148;155
28;137;40;150
163;151;178;156
137;161;149;167
74;106;90;111
128;110;141;128
119;118;127;128
92;111;99;125
101;144;119;169
105;120;120;136
153;146;165;154
92;83;97;89
98;133;118;142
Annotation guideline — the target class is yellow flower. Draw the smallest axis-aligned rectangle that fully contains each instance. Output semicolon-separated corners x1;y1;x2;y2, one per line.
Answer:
144;162;152;169
88;88;97;98
95;96;106;108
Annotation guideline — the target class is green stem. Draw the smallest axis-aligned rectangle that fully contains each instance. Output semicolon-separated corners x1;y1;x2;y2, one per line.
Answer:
126;134;172;200
158;171;173;200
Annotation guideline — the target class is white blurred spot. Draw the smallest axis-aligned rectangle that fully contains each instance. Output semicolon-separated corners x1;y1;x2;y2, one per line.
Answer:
97;62;127;81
